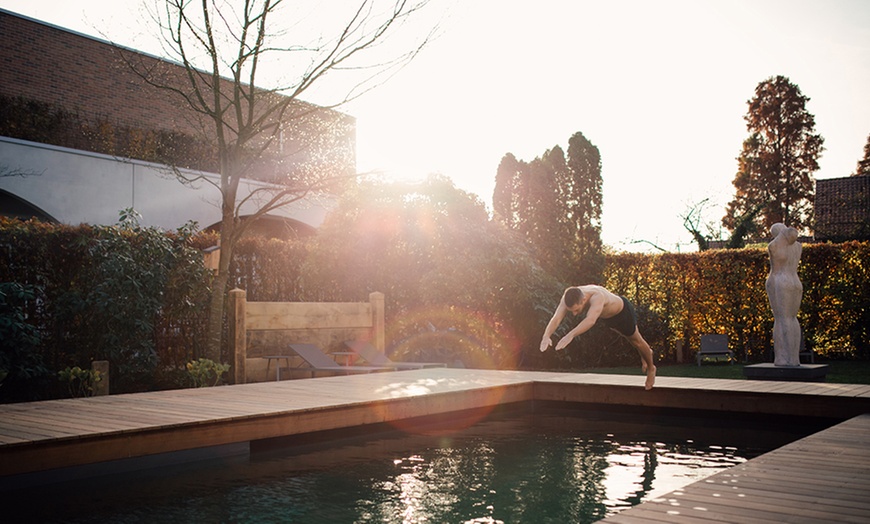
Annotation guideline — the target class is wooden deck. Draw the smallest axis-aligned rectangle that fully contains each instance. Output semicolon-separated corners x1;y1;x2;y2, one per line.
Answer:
2;368;869;522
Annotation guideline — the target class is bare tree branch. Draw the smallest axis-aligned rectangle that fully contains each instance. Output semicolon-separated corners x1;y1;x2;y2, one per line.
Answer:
629;239;669;253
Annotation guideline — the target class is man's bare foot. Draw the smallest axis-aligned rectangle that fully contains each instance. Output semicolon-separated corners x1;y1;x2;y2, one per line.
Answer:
645;365;656;390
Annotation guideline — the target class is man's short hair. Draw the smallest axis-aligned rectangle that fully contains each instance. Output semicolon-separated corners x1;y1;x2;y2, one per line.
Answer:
564;287;584;308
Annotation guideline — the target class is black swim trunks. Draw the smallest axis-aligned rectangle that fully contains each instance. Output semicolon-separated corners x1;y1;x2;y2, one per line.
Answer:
602;296;637;337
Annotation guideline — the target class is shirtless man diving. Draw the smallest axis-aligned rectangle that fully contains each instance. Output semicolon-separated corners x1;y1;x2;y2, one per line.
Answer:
540;285;657;390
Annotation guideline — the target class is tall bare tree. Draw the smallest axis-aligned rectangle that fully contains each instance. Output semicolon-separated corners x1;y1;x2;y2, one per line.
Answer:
124;0;437;362
723;75;824;240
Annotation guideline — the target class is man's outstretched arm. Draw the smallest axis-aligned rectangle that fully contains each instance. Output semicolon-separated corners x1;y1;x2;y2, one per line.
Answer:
540;297;567;351
554;297;604;350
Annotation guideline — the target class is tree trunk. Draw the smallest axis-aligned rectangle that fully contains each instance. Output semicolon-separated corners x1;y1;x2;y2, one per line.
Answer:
203;208;237;363
204;268;229;363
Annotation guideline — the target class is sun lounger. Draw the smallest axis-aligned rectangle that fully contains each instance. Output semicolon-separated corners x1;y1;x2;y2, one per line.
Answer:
288;343;395;375
344;340;446;369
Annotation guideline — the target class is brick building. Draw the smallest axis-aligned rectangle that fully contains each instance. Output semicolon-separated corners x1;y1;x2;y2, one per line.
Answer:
0;8;352;234
814;175;870;242
0;10;201;138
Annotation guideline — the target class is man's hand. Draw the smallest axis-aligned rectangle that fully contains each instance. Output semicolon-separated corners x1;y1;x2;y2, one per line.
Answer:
539;338;551;352
555;335;573;351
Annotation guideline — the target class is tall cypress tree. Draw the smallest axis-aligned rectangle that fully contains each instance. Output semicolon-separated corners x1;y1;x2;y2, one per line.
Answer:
493;153;526;228
492;132;603;284
565;131;604;284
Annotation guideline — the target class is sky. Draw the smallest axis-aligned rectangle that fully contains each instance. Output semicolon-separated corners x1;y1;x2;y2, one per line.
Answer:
3;0;869;252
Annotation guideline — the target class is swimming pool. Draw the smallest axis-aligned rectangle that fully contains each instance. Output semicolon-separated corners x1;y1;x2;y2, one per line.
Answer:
7;403;825;523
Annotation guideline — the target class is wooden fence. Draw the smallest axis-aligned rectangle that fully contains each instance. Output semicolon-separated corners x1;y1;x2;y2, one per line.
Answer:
227;289;385;383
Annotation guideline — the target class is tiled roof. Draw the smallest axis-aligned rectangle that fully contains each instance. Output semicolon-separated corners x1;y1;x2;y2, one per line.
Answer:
814;175;870;241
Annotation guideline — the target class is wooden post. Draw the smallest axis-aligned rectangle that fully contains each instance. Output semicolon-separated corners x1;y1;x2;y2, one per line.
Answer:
228;288;247;385
370;292;385;353
91;360;109;396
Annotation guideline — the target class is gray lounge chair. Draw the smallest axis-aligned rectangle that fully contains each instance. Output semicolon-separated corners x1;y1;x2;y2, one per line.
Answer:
288;343;395;375
344;340;446;369
696;334;734;366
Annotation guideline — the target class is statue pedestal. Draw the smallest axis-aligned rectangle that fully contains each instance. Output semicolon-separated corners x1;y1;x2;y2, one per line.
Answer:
743;363;829;382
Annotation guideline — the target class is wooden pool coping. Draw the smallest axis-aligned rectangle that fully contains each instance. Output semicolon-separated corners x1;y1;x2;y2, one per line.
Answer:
1;368;869;522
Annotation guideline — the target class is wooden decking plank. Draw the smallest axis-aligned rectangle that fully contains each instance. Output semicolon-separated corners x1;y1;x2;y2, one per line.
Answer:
85;398;253;421
607;499;790;524
691;473;866;506
686;478;870;515
755;381;804;393
648;491;858;524
105;396;255;418
0;434;29;445
76;403;230;427
10;401;204;430
0;413;104;437
0;421;62;440
712;468;869;497
33;402;195;429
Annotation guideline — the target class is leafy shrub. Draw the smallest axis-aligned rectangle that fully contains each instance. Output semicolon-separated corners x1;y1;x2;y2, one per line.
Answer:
186;358;230;387
0;213;212;399
0;282;50;402
57;366;102;398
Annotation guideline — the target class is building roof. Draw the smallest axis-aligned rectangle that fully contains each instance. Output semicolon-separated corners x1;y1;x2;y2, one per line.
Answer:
814;175;870;242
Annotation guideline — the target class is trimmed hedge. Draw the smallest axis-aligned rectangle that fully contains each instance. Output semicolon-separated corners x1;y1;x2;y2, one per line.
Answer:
1;216;867;402
604;242;870;362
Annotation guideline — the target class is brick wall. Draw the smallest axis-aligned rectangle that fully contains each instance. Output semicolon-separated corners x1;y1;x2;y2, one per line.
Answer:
0;9;355;180
1;10;198;135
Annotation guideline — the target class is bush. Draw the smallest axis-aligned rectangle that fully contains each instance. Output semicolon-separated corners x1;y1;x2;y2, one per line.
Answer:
186;358;230;387
57;366;103;398
0;282;51;402
0;213;212;400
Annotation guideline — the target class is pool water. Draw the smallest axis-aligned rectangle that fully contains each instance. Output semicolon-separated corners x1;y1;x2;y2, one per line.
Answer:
8;404;825;523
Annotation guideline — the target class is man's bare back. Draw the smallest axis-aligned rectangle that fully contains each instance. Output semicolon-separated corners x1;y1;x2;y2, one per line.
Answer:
575;285;625;319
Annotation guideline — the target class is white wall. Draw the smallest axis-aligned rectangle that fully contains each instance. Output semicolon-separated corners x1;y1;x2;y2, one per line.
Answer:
0;136;332;231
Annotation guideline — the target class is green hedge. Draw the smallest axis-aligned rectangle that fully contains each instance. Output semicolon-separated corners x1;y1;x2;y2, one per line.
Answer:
604;242;870;362
0;216;213;400
0;218;316;401
2;216;867;402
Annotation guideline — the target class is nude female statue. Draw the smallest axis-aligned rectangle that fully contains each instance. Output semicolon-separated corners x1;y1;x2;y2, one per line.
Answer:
766;223;802;366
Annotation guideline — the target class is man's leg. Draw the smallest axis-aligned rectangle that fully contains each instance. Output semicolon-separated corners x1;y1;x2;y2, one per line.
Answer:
626;329;656;390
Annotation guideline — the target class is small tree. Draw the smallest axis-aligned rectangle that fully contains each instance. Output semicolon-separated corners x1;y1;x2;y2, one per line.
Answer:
723;75;824;239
